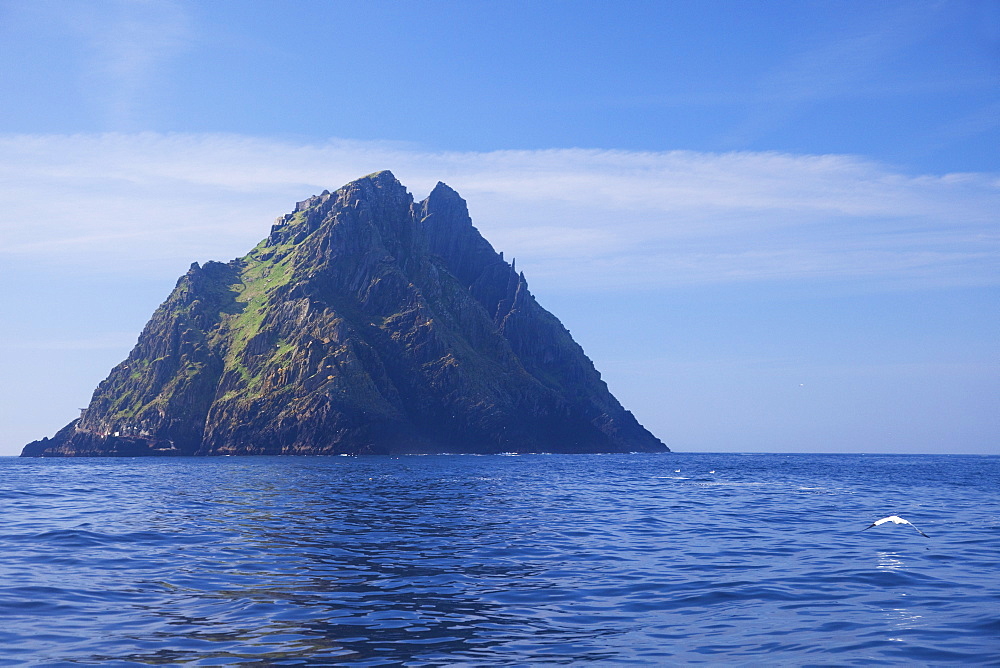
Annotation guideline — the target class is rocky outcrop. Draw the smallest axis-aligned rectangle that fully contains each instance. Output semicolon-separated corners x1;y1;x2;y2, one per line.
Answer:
22;171;667;456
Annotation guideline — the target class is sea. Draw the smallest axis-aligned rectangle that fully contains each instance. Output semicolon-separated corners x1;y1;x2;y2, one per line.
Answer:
1;453;997;666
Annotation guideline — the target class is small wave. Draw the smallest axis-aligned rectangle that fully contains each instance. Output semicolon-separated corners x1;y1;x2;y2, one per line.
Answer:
2;528;183;548
0;489;64;499
0;452;997;666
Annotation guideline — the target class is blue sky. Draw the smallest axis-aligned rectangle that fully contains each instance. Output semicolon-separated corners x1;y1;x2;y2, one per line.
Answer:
0;0;997;455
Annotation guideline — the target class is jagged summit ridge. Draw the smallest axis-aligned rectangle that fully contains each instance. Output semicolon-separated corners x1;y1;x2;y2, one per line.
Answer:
22;172;667;456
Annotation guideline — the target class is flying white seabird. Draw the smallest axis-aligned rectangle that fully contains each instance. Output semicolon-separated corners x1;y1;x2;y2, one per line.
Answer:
862;515;929;538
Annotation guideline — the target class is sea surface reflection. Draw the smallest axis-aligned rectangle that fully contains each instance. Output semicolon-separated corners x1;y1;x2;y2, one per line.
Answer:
2;453;998;665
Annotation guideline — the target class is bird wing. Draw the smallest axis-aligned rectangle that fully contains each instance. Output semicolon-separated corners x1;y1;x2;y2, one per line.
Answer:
864;516;894;529
861;516;930;537
894;516;930;537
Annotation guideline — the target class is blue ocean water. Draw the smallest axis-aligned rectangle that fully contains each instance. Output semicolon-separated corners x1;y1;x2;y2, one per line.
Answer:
1;453;997;666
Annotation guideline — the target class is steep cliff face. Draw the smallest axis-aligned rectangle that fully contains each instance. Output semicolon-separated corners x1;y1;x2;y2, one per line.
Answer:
22;172;667;456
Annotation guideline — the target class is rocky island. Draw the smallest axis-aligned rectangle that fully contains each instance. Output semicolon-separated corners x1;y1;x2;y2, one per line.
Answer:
22;172;667;456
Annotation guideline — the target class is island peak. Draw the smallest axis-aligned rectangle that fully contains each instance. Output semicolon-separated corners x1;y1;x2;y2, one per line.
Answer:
22;174;667;457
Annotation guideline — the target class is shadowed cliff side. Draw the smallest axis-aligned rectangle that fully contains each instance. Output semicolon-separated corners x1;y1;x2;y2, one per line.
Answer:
22;171;667;456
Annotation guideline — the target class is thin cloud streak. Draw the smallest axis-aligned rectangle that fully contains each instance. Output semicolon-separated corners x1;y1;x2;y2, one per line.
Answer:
0;133;996;291
720;2;958;147
75;0;193;129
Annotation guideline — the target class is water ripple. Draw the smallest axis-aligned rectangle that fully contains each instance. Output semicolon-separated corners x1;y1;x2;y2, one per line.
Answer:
1;453;998;665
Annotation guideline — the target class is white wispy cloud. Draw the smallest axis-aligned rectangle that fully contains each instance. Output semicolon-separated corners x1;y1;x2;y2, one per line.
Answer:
721;2;987;149
6;0;194;130
0;133;996;292
89;1;193;128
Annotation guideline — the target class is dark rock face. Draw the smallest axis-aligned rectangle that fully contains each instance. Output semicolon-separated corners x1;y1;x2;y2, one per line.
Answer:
22;172;667;456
